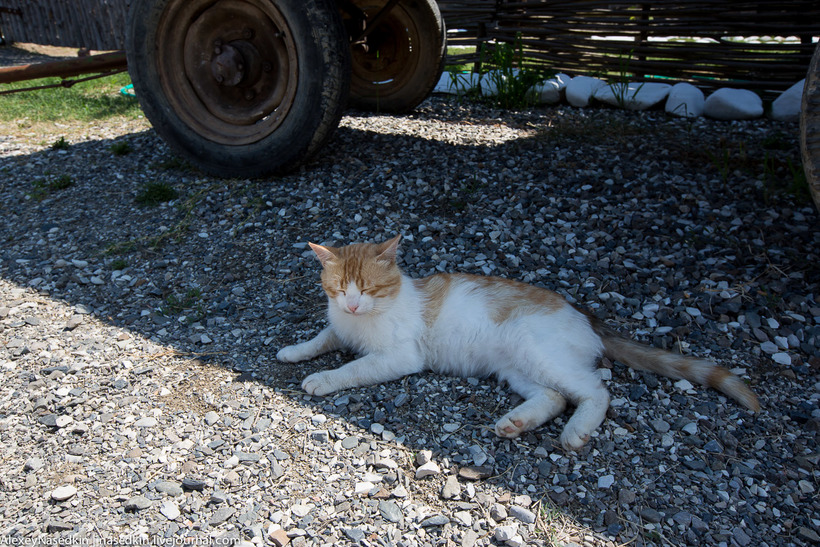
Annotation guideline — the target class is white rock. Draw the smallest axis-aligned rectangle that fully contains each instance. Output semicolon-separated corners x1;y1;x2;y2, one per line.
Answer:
354;481;375;495
772;352;791;365
704;88;763;120
160;501;180;520
391;485;409;498
770;79;804;122
533;73;570;104
682;422;699;435
478;71;504;97
494;525;519;542
593;82;671;110
135;417;157;427
55;415;73;428
415;460;441;479
598;474;615;489
434;72;471;94
665;82;705;118
565;76;607;107
674;379;695;392
51;485;77;501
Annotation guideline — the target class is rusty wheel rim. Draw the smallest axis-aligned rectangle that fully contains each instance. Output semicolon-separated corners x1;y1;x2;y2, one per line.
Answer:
350;1;420;97
157;0;298;145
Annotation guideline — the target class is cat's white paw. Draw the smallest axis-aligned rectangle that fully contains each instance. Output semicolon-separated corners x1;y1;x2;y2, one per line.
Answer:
277;345;306;363
302;370;339;397
559;426;591;452
494;416;527;438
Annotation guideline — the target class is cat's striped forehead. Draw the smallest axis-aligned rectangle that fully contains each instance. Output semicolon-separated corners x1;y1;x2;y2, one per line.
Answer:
318;242;401;298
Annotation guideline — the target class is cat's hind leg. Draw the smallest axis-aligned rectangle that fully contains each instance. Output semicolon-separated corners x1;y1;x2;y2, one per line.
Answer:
494;374;567;438
559;384;610;451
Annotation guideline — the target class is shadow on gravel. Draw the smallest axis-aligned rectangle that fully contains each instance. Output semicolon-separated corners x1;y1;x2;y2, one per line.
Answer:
1;103;819;545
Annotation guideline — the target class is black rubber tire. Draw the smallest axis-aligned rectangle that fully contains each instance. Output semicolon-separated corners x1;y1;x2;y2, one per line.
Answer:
801;42;820;212
126;0;350;178
346;0;445;113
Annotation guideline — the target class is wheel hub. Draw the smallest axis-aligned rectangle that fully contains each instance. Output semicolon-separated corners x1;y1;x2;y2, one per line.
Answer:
211;42;247;87
157;0;299;144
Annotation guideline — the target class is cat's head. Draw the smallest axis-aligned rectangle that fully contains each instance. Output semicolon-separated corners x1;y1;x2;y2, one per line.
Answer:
308;235;402;316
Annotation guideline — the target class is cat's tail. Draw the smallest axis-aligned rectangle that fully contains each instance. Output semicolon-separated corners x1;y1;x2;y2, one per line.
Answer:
589;317;760;412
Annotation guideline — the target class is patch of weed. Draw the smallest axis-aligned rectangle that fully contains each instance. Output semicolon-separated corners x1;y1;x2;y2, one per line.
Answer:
162;288;206;322
109;258;128;270
135;182;178;206
29;174;74;200
51;136;69;150
110;140;132;156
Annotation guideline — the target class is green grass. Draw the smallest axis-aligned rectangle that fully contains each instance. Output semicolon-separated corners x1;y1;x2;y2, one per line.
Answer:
110;140;133;156
135;182;179;206
28;174;74;201
0;72;141;122
445;36;549;109
51;136;70;150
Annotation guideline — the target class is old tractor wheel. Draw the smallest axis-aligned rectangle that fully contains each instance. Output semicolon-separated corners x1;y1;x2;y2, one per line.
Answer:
126;0;350;178
344;0;445;113
801;42;820;212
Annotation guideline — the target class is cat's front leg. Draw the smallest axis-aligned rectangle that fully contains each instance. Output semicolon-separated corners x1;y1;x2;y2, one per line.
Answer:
302;351;424;397
277;327;343;363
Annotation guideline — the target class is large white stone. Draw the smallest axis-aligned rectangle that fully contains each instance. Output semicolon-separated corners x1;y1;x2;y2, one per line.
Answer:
531;73;571;104
434;72;481;95
565;76;607;107
769;79;804;122
592;82;671;110
665;82;705;118
704;88;763;120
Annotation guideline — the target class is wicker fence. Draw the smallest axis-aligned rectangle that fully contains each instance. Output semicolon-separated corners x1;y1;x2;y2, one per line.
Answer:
0;0;817;95
439;0;820;96
0;0;130;51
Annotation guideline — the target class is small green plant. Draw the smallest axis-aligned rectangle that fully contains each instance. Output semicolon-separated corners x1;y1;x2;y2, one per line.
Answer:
162;288;206;322
707;146;732;186
110;140;132;156
109;258;128;270
445;34;549;109
761;130;792;151
50;174;73;190
29;174;74;200
135;182;178;206
51;136;70;150
156;156;194;172
103;239;137;256
476;35;548;109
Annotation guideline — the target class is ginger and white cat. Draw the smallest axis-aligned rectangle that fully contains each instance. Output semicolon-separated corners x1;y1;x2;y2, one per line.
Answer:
277;235;759;451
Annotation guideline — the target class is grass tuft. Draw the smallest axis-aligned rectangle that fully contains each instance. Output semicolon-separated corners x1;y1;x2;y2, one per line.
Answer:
135;182;178;206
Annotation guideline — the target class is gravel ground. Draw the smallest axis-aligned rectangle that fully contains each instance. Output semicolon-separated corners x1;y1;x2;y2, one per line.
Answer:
1;68;819;547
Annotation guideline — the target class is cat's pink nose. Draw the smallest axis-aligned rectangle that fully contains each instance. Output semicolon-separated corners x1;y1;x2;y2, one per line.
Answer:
348;304;359;313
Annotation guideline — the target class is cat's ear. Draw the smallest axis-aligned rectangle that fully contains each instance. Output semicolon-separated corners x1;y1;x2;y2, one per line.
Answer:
308;243;338;266
376;235;401;262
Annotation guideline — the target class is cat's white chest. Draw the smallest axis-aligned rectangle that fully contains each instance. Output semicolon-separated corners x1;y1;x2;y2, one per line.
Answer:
329;278;424;355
